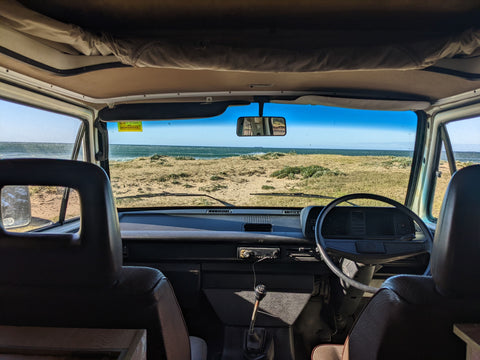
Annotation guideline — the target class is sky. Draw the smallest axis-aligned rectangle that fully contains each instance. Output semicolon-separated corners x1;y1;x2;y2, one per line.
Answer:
1;99;480;151
106;103;419;150
0;100;80;143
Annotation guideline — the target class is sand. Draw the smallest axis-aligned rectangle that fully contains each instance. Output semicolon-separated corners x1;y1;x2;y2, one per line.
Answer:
8;153;458;231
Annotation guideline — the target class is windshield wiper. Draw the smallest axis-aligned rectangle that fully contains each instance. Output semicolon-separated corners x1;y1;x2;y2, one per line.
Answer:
250;192;358;206
115;192;234;207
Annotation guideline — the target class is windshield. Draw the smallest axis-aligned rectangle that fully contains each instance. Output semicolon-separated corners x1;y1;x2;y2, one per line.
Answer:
107;103;418;208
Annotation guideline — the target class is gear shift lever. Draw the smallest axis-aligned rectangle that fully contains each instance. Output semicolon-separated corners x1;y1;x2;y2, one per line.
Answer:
249;284;267;335
244;284;273;359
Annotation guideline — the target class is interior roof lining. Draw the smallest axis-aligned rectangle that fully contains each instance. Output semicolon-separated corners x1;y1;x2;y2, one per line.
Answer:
0;46;129;76
1;45;480;82
2;1;480;73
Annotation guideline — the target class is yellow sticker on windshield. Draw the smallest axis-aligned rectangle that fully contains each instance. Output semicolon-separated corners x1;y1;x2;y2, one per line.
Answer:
118;121;143;132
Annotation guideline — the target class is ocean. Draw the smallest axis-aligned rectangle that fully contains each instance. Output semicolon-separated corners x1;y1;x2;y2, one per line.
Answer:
1;142;479;163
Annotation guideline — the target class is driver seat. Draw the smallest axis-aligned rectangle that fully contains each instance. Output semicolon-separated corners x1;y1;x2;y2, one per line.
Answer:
312;164;480;360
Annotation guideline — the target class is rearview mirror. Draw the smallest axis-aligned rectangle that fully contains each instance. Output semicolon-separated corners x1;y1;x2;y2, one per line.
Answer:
237;117;286;136
1;186;31;229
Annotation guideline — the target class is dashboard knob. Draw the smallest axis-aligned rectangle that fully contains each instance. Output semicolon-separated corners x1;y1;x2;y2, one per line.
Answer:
240;249;254;259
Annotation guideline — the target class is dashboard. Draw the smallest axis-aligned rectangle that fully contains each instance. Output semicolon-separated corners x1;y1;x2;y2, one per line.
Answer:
119;206;417;263
45;205;426;329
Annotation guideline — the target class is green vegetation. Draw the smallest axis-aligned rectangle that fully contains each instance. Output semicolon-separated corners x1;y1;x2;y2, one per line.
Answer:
199;184;228;192
242;152;287;160
210;175;225;180
380;156;412;169
108;153;430;208
150;154;169;165
150;154;165;160
261;152;286;160
158;172;190;182
238;169;266;176
175;156;196;160
240;155;260;160
271;165;344;179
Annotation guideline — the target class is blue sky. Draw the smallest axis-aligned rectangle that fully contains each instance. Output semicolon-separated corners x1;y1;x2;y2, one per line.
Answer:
107;103;419;150
0;100;80;143
2;99;480;151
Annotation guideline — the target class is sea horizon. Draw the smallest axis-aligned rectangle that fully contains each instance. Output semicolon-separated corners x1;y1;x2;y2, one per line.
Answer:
1;141;480;163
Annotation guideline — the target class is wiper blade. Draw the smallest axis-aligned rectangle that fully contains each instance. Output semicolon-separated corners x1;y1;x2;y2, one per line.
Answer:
116;192;234;207
251;192;358;206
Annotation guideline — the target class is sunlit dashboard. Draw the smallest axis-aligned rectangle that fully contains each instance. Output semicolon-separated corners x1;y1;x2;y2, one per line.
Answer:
117;206;417;263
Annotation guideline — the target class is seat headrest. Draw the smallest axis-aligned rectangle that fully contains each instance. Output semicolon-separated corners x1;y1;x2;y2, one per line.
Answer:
431;165;480;298
0;159;122;287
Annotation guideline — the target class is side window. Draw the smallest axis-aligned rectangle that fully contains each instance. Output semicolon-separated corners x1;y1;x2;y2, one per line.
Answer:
431;116;480;218
0;99;84;231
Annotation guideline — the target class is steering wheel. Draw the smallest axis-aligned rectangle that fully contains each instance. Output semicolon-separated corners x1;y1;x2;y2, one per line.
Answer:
315;193;433;293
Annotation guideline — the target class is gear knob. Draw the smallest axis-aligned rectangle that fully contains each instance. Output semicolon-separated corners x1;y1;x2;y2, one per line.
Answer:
254;284;267;301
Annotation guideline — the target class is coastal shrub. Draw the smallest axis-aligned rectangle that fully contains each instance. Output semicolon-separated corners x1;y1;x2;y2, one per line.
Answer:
240;155;260;160
170;172;190;179
262;185;275;190
239;169;266;176
381;157;412;169
150;154;168;165
199;184;228;192
150;154;167;160
261;152;286;160
210;175;225;180
457;160;474;167
159;173;190;182
175;156;195;160
271;165;344;179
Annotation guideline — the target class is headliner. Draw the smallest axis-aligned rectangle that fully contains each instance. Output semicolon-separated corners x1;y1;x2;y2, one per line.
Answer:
0;0;479;109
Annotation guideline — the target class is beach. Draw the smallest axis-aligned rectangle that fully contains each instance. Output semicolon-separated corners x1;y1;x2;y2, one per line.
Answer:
8;152;459;230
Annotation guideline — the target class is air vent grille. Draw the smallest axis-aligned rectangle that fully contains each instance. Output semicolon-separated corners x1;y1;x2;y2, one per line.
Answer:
244;216;271;223
206;209;232;214
283;209;301;215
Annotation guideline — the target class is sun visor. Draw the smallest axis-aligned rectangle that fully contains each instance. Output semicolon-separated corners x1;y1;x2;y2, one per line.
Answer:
272;96;431;111
1;0;480;73
98;101;249;121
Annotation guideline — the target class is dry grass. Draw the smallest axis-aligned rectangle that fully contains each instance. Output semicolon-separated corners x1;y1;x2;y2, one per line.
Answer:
109;153;415;208
9;153;465;233
431;160;472;218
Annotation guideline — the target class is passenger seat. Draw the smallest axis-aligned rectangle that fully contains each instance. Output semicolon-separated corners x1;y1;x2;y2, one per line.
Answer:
0;159;207;360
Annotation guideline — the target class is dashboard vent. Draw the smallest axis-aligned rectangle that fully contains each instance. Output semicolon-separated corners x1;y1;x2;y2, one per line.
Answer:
283;209;301;215
244;216;271;223
206;209;232;214
244;223;273;232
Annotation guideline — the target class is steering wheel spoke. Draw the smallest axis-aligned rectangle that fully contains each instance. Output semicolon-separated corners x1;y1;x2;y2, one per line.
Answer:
324;238;358;254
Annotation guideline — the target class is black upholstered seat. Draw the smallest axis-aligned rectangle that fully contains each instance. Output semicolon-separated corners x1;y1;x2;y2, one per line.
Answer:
313;165;480;360
0;159;205;360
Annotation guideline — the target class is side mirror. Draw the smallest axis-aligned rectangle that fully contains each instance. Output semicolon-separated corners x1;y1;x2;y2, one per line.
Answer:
1;186;31;229
237;117;286;136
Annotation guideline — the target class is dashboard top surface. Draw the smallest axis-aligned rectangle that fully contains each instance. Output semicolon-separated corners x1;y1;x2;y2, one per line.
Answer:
117;206;416;243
